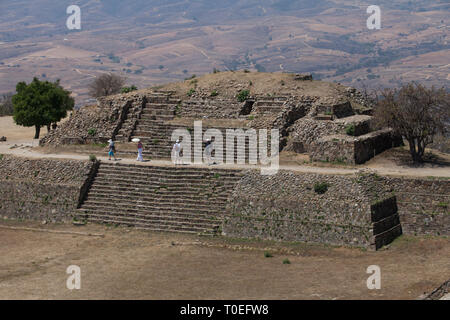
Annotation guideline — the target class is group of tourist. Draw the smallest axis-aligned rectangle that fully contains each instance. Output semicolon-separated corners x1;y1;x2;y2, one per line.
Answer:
106;138;215;165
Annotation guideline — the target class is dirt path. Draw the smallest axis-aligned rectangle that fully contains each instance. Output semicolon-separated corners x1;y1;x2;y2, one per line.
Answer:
0;116;448;178
1;140;449;178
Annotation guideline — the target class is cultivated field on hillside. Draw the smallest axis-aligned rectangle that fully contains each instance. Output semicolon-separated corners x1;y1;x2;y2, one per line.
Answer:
0;0;448;105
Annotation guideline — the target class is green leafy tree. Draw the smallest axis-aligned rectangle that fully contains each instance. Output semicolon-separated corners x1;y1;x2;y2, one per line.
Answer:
12;78;74;139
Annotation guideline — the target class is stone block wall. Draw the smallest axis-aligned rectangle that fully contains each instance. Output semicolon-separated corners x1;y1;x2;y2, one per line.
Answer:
308;135;355;164
382;177;449;236
309;129;403;164
0;156;95;222
354;129;403;164
223;170;401;250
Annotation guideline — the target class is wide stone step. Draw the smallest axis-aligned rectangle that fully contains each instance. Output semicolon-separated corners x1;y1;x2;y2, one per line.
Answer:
83;215;219;231
86;191;230;204
92;179;236;189
86;196;229;207
97;164;243;175
96;171;224;179
81;215;216;234
87;187;231;200
141;108;175;114
83;198;224;211
78;207;220;223
89;183;233;195
96;170;225;178
96;169;242;179
90;182;233;194
82;205;221;217
78;207;222;223
96;164;244;177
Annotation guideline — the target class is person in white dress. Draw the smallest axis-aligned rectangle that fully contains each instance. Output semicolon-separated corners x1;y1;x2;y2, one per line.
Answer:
136;141;144;162
172;140;182;165
204;139;213;165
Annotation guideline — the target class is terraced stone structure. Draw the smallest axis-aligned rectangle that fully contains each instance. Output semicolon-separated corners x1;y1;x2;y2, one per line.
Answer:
1;155;447;249
32;74;435;249
40;75;401;165
76;162;243;234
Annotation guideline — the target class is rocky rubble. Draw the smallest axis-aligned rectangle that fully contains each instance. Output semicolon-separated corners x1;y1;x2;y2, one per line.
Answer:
0;155;92;184
286;118;345;152
344;86;375;108
39;93;146;146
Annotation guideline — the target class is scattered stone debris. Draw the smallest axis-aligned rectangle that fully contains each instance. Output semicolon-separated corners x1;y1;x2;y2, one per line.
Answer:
423;278;450;300
294;73;313;81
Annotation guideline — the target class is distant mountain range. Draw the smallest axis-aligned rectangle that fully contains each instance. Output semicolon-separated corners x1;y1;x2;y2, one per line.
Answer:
0;0;448;105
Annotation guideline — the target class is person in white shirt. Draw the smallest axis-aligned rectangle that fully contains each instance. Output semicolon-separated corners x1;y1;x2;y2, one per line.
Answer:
172;140;182;165
204;139;213;165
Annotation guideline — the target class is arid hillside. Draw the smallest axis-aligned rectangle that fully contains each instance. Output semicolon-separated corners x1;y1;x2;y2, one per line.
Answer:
0;0;448;105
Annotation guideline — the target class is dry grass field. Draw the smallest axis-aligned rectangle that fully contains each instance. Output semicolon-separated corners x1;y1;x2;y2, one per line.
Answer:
0;220;448;300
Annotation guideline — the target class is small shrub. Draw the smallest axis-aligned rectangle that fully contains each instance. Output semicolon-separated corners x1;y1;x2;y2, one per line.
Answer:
314;182;329;194
187;88;196;97
175;103;181;114
210;90;219;97
345;124;356;136
280;80;285;86
213;68;220;73
184;74;196;80
438;202;448;208
0;154;3;161
249;81;253;86
88;128;97;136
93;143;108;148
89;154;97;162
244;69;250;73
120;85;138;93
264;251;273;258
237;89;250;102
283;258;291;264
247;115;255;120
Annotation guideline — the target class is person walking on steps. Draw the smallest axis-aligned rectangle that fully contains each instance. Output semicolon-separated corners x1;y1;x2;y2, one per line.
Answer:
108;139;117;161
204;138;213;165
172;139;182;165
137;140;144;162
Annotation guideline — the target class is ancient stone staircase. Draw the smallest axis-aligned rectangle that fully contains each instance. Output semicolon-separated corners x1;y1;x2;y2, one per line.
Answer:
124;93;179;157
76;162;244;234
252;97;288;115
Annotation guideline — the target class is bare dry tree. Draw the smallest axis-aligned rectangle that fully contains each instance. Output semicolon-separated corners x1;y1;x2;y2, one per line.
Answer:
88;73;126;98
0;92;14;116
374;82;449;163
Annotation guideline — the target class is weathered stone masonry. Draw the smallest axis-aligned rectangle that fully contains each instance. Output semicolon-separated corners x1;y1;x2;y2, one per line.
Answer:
0;156;96;222
223;170;403;250
383;177;449;236
1;155;447;247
